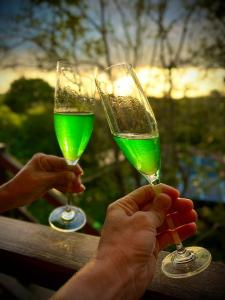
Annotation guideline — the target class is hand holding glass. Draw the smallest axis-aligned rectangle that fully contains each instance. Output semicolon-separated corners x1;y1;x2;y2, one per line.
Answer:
96;63;211;278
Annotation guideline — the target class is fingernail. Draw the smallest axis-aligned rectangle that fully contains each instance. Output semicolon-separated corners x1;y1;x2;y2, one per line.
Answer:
81;184;86;190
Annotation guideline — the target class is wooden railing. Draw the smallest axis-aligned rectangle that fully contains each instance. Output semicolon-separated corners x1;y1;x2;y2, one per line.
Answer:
0;216;225;299
0;143;98;235
1;143;225;299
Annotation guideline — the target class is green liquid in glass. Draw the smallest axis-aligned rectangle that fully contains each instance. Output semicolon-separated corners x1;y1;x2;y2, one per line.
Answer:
54;112;94;164
113;133;160;177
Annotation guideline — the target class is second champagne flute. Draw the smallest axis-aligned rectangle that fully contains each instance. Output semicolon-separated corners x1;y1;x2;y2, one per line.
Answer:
49;61;95;232
96;62;211;278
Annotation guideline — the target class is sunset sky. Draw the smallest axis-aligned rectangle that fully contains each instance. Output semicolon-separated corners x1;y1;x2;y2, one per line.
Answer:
0;66;224;99
0;0;224;98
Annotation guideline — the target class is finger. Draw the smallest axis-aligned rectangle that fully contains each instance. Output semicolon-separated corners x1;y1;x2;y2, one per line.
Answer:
158;209;197;233
116;183;179;214
47;171;77;190
71;176;86;193
154;183;180;200
169;197;194;213
56;183;86;193
147;193;172;228
67;163;84;175
115;185;155;214
38;154;84;175
73;184;86;193
142;184;180;212
157;223;197;251
34;154;68;172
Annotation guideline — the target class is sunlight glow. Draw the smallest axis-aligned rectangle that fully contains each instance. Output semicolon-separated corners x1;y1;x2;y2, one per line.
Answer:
0;66;224;99
135;67;225;99
114;76;133;97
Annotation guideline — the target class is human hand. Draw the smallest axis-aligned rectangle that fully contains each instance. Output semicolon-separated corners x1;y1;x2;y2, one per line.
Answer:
0;153;85;211
51;184;197;300
96;184;197;299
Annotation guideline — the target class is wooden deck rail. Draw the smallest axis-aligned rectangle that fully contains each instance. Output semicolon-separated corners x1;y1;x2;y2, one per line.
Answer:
0;216;225;300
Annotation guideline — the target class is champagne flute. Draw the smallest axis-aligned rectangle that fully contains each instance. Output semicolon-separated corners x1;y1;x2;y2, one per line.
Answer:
49;61;95;232
96;62;211;278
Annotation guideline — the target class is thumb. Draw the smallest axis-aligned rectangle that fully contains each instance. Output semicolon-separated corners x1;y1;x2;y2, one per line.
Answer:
148;193;172;228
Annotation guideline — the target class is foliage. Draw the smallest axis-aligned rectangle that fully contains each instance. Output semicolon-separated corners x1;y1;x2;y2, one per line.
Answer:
193;0;225;67
4;77;54;113
28;198;54;225
0;78;57;161
0;104;23;150
0;94;5;103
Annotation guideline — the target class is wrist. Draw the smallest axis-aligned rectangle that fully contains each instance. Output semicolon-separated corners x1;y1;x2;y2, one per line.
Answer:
0;181;17;212
53;256;137;300
94;249;138;300
88;257;135;300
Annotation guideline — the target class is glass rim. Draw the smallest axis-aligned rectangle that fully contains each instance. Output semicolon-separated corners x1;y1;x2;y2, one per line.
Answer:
105;62;133;71
57;60;73;65
56;60;76;69
95;62;133;83
57;60;98;80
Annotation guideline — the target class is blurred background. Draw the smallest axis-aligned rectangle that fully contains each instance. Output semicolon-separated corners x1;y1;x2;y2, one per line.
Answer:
0;0;224;261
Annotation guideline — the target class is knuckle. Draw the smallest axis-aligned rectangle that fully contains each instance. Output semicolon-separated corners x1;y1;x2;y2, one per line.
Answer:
31;153;47;169
32;152;45;159
107;203;116;214
32;152;45;162
143;184;154;198
58;158;67;168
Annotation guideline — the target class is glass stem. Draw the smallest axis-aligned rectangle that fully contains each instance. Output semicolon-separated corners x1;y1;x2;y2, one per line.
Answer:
165;195;194;264
63;160;78;218
166;214;184;250
147;177;186;255
61;192;75;221
66;192;73;211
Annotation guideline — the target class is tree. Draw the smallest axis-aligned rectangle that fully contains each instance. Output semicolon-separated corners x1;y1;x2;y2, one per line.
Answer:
192;0;225;67
2;0;221;70
4;77;54;113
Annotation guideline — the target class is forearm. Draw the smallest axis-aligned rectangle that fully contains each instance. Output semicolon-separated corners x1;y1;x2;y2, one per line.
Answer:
0;181;18;212
51;258;137;300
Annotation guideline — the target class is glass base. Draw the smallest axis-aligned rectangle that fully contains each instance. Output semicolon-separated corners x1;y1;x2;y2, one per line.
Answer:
161;246;211;278
49;205;86;232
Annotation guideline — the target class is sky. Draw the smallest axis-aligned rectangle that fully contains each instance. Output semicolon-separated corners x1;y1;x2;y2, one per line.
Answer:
0;0;21;14
0;0;224;98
